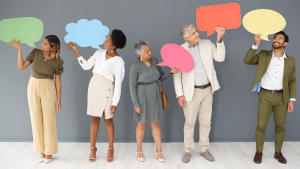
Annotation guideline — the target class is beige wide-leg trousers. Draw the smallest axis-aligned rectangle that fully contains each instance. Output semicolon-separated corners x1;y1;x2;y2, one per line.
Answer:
183;86;213;153
27;77;58;155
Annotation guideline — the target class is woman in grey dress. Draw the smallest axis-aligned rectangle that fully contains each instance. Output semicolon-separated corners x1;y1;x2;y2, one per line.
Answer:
129;41;179;162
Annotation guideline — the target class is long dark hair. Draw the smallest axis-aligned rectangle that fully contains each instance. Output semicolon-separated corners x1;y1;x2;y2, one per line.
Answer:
45;35;60;59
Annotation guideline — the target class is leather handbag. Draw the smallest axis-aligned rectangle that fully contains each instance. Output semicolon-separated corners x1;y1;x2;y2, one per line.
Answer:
151;57;169;110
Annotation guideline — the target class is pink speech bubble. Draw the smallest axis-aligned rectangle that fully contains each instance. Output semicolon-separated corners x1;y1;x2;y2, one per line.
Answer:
157;43;194;73
196;3;241;36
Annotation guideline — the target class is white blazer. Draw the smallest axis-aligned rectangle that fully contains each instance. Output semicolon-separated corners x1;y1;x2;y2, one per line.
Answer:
173;39;225;102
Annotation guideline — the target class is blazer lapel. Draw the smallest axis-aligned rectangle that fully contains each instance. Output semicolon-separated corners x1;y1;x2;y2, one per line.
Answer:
182;41;194;73
283;55;289;78
265;50;273;72
182;41;189;51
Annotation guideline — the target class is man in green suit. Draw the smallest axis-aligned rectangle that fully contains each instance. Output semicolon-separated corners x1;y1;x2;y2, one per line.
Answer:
244;31;296;164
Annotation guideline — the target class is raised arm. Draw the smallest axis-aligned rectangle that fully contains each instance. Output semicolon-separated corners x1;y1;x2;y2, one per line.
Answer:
156;65;172;81
65;42;96;70
244;34;263;65
211;27;226;62
153;57;179;81
211;40;225;62
9;39;31;70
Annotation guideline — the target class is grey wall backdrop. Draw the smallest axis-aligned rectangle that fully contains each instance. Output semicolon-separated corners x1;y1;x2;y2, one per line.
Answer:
1;0;299;142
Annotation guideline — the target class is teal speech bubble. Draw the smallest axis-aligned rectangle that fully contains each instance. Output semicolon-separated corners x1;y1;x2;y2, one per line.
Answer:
0;17;44;47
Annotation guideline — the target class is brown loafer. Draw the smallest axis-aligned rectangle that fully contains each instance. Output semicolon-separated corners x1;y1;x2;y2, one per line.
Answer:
253;151;262;164
274;152;287;164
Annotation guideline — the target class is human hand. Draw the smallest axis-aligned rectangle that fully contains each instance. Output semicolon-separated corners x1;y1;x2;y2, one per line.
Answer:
135;107;142;114
65;42;77;51
254;34;262;47
216;27;225;43
178;96;186;108
9;39;21;50
110;105;117;114
288;101;295;113
56;100;62;112
171;66;180;74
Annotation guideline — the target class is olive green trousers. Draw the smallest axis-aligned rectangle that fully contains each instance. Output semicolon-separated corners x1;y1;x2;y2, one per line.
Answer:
256;89;288;152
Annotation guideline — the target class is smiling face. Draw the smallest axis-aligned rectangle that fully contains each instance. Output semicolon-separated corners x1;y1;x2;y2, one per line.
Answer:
139;45;151;60
41;38;52;52
272;33;288;49
185;26;200;45
103;35;115;50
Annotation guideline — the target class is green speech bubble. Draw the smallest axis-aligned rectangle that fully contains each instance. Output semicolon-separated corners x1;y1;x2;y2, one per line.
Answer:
0;17;44;47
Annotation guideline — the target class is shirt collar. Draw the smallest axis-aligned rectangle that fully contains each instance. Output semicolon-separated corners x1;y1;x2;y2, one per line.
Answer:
187;41;198;47
272;51;287;59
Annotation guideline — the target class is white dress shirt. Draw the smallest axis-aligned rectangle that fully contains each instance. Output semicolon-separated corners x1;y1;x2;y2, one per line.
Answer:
252;45;295;101
77;49;125;106
188;42;210;86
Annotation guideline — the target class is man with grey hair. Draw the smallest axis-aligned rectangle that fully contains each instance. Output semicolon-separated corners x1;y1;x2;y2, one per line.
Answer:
174;24;226;163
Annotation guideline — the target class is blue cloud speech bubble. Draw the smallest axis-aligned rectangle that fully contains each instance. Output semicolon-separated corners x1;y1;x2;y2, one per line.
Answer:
64;19;109;49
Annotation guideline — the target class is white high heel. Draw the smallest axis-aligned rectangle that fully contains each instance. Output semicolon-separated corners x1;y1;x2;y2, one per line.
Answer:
44;158;52;164
38;158;44;163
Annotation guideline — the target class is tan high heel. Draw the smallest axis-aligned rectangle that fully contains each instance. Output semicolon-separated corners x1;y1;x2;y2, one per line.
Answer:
106;147;114;162
155;151;165;163
137;151;145;162
89;147;97;162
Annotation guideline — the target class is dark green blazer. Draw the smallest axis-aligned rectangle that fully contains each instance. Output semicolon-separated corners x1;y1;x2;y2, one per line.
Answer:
244;47;297;104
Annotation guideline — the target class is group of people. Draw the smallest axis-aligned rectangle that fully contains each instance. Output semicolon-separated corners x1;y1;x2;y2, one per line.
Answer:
9;23;296;165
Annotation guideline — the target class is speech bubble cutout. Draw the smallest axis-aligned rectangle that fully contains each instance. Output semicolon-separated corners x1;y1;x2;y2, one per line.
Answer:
0;17;44;47
157;43;194;73
196;3;241;36
242;9;286;41
64;19;109;49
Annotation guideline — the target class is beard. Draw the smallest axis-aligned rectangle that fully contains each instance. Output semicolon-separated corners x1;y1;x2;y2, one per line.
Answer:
272;43;284;49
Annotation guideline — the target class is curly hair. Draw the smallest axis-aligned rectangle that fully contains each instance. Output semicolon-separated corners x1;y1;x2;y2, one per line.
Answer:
111;29;127;49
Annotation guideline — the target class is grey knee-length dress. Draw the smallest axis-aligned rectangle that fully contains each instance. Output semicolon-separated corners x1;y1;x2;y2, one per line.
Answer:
129;57;172;123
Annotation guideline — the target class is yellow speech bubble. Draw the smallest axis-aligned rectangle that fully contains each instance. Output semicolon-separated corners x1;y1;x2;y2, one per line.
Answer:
242;9;286;41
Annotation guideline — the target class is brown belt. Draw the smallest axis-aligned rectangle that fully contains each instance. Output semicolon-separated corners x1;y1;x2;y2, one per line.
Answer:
195;83;211;89
262;88;283;93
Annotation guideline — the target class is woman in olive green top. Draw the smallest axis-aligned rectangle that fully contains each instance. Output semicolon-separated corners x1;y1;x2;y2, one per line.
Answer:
10;35;63;164
129;40;179;162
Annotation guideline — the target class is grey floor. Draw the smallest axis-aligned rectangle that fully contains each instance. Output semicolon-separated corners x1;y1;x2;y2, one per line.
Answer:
0;142;299;169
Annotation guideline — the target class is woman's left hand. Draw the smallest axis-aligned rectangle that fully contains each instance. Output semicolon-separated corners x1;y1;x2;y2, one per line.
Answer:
56;101;62;112
171;66;180;74
110;105;117;114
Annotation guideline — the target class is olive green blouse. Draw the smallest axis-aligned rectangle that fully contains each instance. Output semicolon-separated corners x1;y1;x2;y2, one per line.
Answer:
25;48;64;79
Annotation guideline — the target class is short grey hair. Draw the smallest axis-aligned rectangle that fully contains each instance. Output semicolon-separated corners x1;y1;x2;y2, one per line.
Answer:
180;24;195;38
134;40;148;55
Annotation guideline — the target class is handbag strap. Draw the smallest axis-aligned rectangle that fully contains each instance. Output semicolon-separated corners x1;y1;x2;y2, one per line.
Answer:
151;57;166;93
